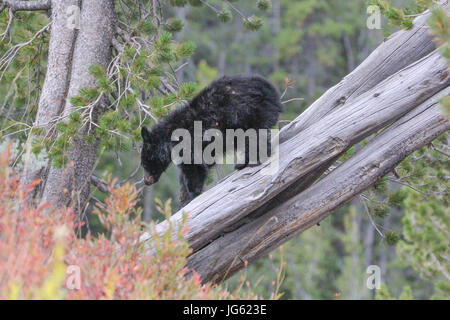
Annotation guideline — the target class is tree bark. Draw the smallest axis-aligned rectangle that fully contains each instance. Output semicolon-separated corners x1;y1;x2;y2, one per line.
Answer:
0;0;51;11
34;0;79;134
22;0;79;188
40;0;116;214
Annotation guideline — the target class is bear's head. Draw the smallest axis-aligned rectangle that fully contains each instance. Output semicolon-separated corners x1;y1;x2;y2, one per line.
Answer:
141;126;170;186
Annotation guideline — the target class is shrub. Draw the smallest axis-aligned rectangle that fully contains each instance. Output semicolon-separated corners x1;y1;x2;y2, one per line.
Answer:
0;145;257;300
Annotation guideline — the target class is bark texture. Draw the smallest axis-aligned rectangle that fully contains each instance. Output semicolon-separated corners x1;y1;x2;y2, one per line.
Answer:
22;0;79;188
40;0;116;213
34;0;79;133
0;0;51;11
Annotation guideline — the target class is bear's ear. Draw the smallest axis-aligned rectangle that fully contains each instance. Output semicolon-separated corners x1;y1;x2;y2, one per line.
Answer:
141;126;151;142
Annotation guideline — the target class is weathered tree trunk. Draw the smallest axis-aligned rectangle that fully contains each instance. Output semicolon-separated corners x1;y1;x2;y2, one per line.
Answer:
152;50;449;253
39;0;116;213
143;8;449;283
34;0;78;134
1;0;51;11
187;91;449;283
22;0;78;189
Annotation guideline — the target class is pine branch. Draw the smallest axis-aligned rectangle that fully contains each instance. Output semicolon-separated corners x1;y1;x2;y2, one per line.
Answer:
91;175;109;193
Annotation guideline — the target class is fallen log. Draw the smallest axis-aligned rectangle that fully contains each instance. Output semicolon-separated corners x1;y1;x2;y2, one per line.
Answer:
187;89;450;283
141;6;450;284
151;50;449;253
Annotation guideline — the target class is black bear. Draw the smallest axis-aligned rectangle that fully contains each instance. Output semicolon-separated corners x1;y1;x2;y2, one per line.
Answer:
141;74;283;208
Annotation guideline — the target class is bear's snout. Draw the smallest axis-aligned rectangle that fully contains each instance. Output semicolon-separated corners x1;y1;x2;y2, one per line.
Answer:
144;173;155;185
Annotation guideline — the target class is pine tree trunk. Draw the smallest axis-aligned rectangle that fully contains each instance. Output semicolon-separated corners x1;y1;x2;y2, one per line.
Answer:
38;0;116;214
21;0;78;190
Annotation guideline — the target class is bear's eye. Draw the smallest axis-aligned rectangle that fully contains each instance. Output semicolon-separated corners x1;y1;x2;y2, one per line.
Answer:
144;165;157;175
141;162;151;173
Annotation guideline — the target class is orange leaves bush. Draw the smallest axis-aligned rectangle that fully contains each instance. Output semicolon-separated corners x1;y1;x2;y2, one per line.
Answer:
0;146;243;300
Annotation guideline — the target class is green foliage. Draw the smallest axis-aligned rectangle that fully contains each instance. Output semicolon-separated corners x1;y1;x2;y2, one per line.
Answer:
178;82;198;99
154;31;175;63
168;0;189;7
376;284;415;300
90;64;113;92
387;189;408;208
196;60;218;89
165;18;185;33
440;94;450;118
375;0;449;65
375;284;392;300
218;7;233;23
140;20;157;35
399;286;414;300
398;190;449;298
385;230;400;246
369;0;414;29
188;0;203;7
175;41;197;59
243;15;264;31
391;133;449;299
0;10;49;140
368;199;390;218
428;5;450;63
257;0;272;11
373;176;389;194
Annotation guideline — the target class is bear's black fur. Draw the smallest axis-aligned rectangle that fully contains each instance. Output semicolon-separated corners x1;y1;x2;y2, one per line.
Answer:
141;74;283;208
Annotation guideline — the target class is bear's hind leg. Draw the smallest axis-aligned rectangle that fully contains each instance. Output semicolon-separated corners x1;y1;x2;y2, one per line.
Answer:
234;130;271;170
